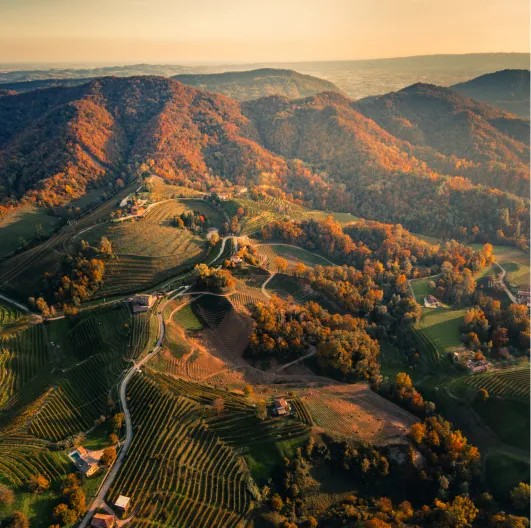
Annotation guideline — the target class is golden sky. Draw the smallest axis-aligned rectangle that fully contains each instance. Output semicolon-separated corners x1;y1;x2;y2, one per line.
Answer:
0;0;529;63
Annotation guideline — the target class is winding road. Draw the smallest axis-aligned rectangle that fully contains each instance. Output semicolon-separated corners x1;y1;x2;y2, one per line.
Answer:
493;262;517;303
78;290;182;527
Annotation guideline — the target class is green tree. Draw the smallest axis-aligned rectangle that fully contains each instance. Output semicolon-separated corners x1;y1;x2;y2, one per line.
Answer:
510;482;530;512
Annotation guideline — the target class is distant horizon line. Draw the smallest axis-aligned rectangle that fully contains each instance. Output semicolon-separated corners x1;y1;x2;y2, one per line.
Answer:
0;51;529;70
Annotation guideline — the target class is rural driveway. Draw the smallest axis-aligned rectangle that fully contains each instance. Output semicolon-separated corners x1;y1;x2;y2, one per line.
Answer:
493;262;517;303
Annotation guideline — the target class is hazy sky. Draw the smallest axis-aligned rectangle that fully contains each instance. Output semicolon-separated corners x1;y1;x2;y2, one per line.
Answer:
0;0;529;64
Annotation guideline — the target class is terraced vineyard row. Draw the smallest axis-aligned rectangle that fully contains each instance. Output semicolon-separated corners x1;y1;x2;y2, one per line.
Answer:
0;302;23;327
24;306;140;442
28;356;110;441
130;311;151;359
289;398;313;425
463;366;530;400
149;372;310;447
97;255;171;297
0;437;69;487
108;373;255;527
87;200;212;258
0;324;50;409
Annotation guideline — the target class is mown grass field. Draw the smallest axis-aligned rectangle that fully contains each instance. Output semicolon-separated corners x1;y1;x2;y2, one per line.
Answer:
256;243;334;272
472;243;530;293
417;307;467;353
410;276;433;303
0;205;62;258
485;452;530;501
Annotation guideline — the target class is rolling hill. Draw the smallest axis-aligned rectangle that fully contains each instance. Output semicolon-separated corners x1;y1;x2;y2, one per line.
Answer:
0;76;528;245
452;69;530;117
354;83;530;196
173;68;342;100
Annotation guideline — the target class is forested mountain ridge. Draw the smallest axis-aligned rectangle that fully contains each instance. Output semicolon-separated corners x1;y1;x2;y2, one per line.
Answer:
354;83;530;196
0;76;528;246
452;69;530;117
173;68;342;100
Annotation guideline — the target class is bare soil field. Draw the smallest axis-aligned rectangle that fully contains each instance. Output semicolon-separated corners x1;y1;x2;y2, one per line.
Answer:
301;384;418;444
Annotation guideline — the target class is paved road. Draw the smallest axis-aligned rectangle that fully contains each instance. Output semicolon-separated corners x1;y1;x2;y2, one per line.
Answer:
78;299;168;527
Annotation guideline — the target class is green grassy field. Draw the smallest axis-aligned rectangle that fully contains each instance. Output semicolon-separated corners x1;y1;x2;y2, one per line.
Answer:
257;243;334;272
485;452;530;501
447;368;530;452
472;243;530;293
0;205;62;258
410;276;433;303
418;307;467;353
172;303;203;331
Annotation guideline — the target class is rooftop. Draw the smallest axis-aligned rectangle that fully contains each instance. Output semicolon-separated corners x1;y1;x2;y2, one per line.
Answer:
115;495;130;508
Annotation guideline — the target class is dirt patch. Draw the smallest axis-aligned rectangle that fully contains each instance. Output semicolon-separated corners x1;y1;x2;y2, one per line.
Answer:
300;384;418;444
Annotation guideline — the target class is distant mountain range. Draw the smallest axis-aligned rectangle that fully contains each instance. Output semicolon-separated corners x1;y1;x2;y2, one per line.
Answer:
0;68;341;101
1;53;529;99
172;68;342;100
0;76;528;243
452;69;530;117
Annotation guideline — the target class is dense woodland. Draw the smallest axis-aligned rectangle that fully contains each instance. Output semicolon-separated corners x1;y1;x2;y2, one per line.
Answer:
257;425;529;528
261;217;492;276
0;76;528;247
246;295;380;382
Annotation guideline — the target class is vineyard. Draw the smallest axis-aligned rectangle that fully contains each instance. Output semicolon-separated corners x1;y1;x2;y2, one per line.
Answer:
302;384;418;443
85;199;219;257
17;304;148;442
462;366;530;401
0;301;23;329
108;371;257;528
148;177;204;201
81;199;225;296
96;254;185;297
0;436;69;488
173;303;204;331
0;324;50;409
228;197;358;237
264;274;321;305
148;371;310;446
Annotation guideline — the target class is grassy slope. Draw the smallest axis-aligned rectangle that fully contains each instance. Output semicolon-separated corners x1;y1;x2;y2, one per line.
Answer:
472;243;530;293
418;307;467;352
0;205;62;258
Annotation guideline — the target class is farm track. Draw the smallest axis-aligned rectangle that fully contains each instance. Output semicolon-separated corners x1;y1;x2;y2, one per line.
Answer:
493;262;518;303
